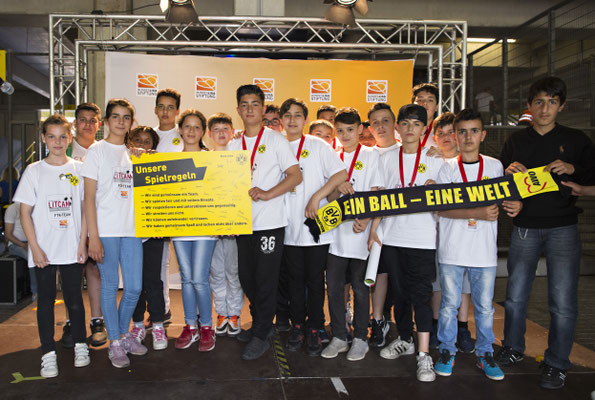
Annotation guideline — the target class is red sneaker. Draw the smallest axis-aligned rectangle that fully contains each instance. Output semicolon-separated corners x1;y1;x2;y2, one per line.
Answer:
175;325;199;350
198;326;216;352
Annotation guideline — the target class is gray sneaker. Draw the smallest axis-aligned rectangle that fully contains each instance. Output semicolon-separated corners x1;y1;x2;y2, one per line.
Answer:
241;336;271;360
321;337;349;359
380;336;415;360
347;338;369;361
123;332;148;356
108;341;130;368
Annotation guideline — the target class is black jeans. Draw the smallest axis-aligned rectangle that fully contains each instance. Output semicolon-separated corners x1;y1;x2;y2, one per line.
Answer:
380;246;413;340
237;228;285;341
36;264;85;353
284;245;329;330
326;254;369;340
275;256;291;325
133;238;166;323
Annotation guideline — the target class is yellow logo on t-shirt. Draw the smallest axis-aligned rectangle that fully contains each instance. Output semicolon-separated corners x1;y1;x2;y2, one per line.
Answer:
300;149;309;159
69;175;80;186
482;176;490;180
418;163;427;173
257;144;266;154
354;161;364;170
172;137;181;145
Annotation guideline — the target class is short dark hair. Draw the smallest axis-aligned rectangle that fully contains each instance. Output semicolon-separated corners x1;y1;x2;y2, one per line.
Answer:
178;108;208;150
411;83;439;103
316;104;337;118
454;109;483;129
397;104;427;125
308;119;334;134
280;98;309;119
265;104;280;115
75;102;101;119
126;126;160;150
527;76;567;105
433;112;456;132
156;88;181;109
42;114;72;135
105;98;135;120
335;107;361;126
236;84;265;105
367;102;395;121
207;112;234;131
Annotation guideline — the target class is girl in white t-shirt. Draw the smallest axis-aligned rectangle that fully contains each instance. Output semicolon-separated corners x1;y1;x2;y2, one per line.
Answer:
171;109;218;352
81;99;147;368
14;114;89;378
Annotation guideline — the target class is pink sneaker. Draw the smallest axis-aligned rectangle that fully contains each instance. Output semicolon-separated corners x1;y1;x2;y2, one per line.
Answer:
175;325;199;349
199;326;216;352
130;325;145;343
152;326;168;351
108;340;130;368
123;332;148;356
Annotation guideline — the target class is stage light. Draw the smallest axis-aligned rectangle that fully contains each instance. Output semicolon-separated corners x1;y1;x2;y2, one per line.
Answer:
323;0;371;27
0;77;14;95
161;0;199;24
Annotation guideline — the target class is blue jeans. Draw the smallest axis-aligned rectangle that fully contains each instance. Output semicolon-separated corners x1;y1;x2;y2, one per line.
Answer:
504;224;581;370
174;240;217;327
438;264;497;356
97;237;143;340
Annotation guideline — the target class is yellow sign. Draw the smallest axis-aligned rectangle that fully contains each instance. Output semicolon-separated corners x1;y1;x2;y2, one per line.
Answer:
132;151;252;237
0;50;6;80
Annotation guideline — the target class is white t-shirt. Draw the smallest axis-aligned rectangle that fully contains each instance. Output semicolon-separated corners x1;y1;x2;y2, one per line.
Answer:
227;127;298;231
329;146;385;260
374;142;401;156
421;126;438;149
379;146;444;250
475;92;494;112
285;135;346;246
13;159;84;268
70;139;95;161
437;155;503;267
81;140;135;237
155;126;183;153
4;202;27;242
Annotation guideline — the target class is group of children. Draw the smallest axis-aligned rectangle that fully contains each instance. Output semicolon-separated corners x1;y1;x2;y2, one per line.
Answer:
14;76;595;391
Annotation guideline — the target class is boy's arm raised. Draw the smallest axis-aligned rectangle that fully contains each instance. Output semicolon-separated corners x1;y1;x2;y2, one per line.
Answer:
305;170;348;219
20;203;49;268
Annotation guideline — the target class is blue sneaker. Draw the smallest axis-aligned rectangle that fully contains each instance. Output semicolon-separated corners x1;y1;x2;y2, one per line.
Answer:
477;353;504;381
434;349;455;377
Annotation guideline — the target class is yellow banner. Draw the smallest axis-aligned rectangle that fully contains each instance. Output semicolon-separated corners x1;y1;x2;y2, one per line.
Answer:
0;50;6;80
513;166;559;198
132;151;252;237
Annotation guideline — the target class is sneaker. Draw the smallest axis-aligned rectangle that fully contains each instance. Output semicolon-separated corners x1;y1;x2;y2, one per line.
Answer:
539;363;566;389
123;332;148;356
74;343;91;368
241;336;270;360
321;337;349;359
477;352;504;381
175;325;200;349
417;352;436;382
130;325;146;344
108;340;130;368
286;324;305;352
380;337;415;360
40;351;58;378
346;330;353;344
306;329;322;356
215;315;228;337
429;321;439;349
90;319;107;347
369;317;390;348
275;318;291;333
237;328;253;343
146;310;172;330
494;345;524;367
152;325;168;351
347;338;369;361
434;349;455;377
61;321;74;349
163;310;172;324
227;315;241;336
456;326;475;353
199;326;216;352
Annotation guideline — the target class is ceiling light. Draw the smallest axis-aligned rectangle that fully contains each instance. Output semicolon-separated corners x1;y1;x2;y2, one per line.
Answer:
162;0;199;24
468;38;517;43
323;0;371;27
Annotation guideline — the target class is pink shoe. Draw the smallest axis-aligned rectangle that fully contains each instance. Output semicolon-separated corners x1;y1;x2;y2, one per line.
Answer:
199;326;216;352
130;325;145;343
123;332;148;355
108;340;130;368
175;325;199;350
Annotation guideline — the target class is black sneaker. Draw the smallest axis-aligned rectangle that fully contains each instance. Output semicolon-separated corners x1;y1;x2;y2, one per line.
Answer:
306;329;322;356
539;363;567;390
61;321;74;349
275;317;291;333
369;317;389;348
456;327;475;353
241;337;271;360
286;324;304;352
495;346;524;367
90;319;107;347
237;328;253;343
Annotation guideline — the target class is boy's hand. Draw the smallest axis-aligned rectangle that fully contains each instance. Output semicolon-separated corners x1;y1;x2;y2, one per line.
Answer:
545;159;575;175
129;147;147;158
502;200;523;218
505;162;528;175
249;187;271;201
353;218;370;233
32;246;50;268
368;229;382;250
477;204;499;221
424;179;437;185
77;242;88;264
561;181;595;196
305;195;322;219
337;182;355;195
426;146;443;158
88;237;104;264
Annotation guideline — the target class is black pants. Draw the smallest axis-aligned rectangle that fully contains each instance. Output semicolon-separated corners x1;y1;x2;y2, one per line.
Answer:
326;254;369;340
275;256;291;325
133;238;166;323
284;245;329;330
384;245;435;335
36;264;85;354
380;247;412;339
237;228;285;340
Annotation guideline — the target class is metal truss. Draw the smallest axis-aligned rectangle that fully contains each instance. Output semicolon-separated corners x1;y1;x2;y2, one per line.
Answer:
49;14;467;114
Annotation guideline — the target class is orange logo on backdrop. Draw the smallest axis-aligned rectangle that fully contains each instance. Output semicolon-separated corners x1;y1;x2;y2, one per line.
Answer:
310;79;332;102
366;80;388;102
137;74;158;89
196;76;217;92
254;78;275;101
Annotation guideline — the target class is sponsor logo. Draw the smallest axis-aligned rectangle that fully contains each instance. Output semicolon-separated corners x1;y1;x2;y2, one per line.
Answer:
354;160;363;170
257;144;266;154
254;78;275;101
172;137;181;145
482;176;490;180
321;204;341;228
195;76;217;100
418;163;427;173
136;73;158;97
366;80;388;103
310;79;332;102
48;197;72;212
59;173;79;186
59;220;68;228
121;190;128;197
524;171;547;193
300;149;309;159
113;170;133;181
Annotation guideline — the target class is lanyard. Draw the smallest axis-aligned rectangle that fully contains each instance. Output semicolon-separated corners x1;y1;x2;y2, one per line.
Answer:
340;143;362;182
458;154;484;182
399;144;422;188
296;135;306;161
241;126;265;169
420;120;434;147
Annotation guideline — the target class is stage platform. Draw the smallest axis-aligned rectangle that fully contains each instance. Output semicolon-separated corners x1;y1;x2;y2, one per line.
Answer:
0;277;594;400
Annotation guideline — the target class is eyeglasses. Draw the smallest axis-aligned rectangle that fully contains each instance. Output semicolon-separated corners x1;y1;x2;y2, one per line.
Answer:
263;118;281;127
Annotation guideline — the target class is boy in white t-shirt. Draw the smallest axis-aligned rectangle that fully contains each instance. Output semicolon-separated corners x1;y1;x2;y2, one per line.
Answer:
279;98;347;356
316;105;341;150
412;83;440;149
227;85;303;360
434;109;522;380
14;114;90;378
321;107;384;362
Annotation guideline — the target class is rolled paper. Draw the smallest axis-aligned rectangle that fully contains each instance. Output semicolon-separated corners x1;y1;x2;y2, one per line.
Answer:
364;224;383;287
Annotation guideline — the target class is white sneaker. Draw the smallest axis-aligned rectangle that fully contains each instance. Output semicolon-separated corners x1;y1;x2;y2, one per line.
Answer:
41;351;58;378
416;352;436;382
130;325;146;343
74;343;90;367
346;338;369;361
152;326;168;351
380;336;415;360
321;337;349;359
